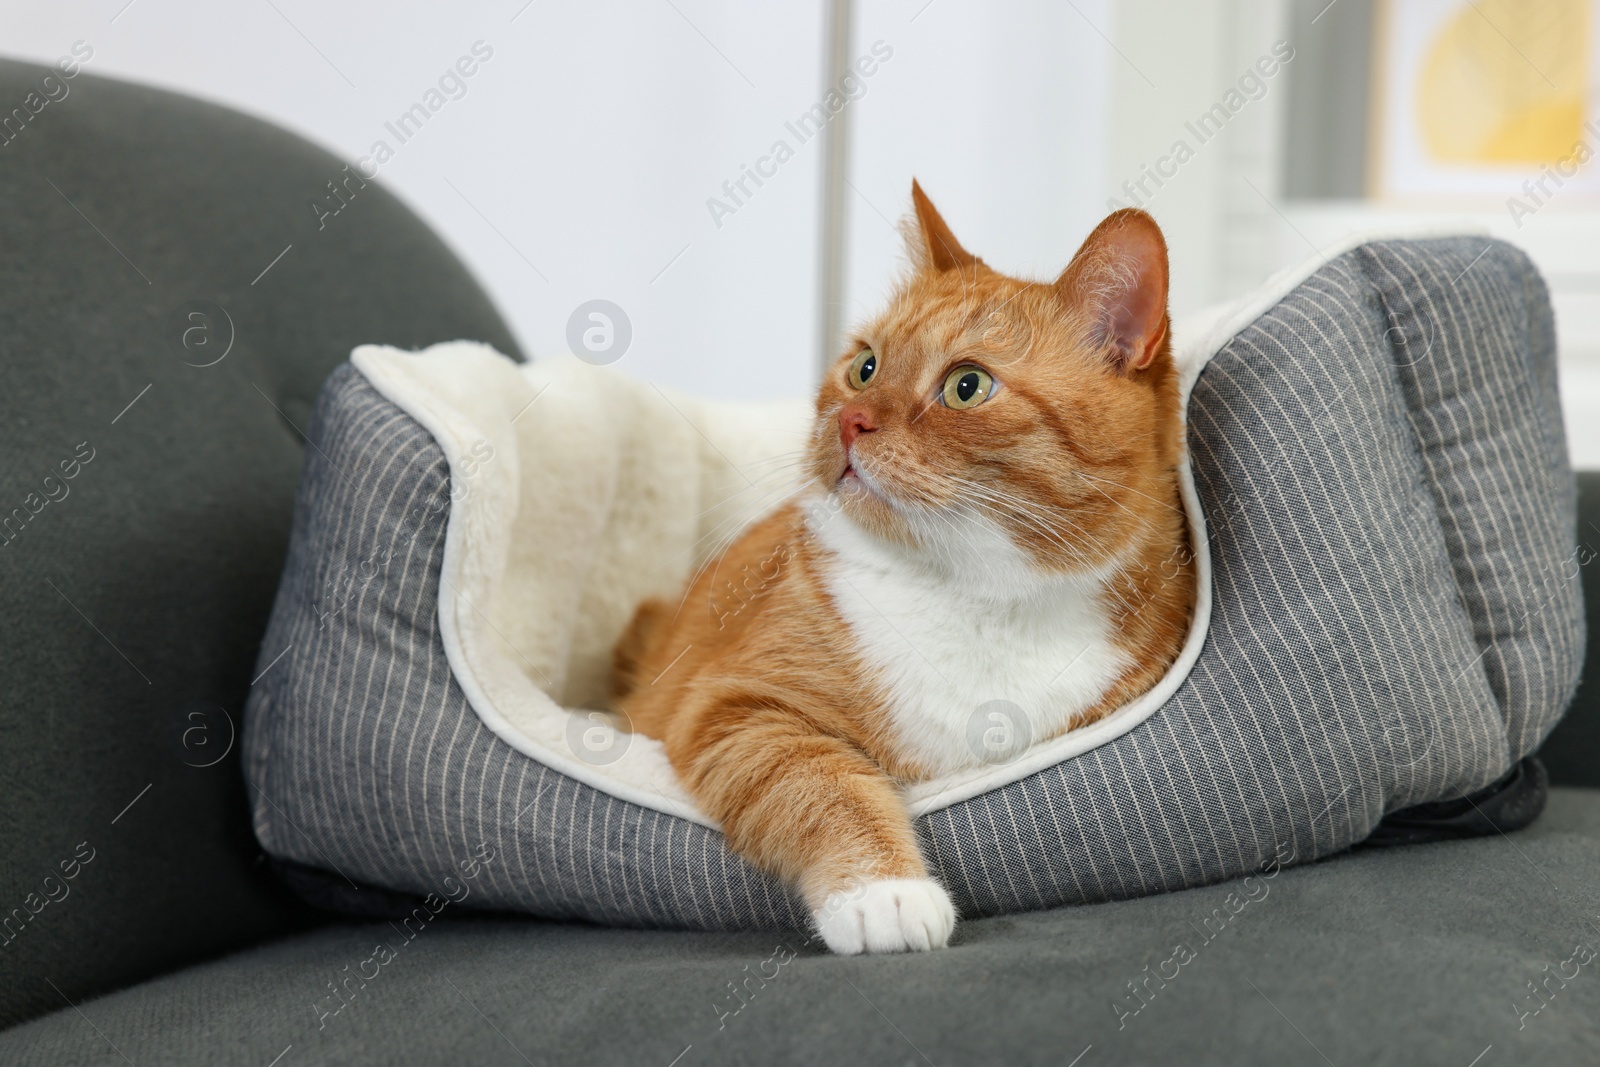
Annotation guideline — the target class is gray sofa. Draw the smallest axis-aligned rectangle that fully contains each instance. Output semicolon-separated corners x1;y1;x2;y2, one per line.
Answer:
3;61;1597;1066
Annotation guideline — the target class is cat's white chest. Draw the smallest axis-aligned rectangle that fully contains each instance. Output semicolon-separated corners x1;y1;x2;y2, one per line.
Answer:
810;505;1129;776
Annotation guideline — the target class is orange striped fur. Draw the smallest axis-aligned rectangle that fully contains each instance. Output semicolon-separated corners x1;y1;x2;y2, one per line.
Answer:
615;183;1195;953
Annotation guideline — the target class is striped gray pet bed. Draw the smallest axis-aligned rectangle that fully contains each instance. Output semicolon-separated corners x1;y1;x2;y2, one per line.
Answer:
243;236;1582;929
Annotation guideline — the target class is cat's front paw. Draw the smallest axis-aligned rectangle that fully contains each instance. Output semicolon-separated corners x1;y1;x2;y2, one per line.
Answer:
812;877;956;955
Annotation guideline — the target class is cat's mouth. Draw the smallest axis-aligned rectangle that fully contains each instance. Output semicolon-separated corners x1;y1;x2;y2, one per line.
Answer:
837;456;885;501
835;441;901;505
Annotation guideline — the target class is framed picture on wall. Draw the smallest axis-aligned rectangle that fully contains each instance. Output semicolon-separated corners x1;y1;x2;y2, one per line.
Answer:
1370;0;1600;206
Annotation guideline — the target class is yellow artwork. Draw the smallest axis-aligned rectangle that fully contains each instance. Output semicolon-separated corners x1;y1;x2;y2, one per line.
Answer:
1372;0;1600;200
1416;0;1588;164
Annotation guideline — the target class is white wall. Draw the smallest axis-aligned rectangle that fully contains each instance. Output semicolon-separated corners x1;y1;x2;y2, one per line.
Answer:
840;0;1113;345
6;0;1115;405
1105;0;1600;466
17;0;1591;454
1103;0;1290;320
7;0;829;402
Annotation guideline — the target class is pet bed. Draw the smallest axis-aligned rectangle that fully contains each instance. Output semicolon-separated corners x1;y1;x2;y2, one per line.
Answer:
243;235;1582;928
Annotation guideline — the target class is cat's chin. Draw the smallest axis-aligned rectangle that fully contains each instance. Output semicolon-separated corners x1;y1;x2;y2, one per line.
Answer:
832;472;895;521
829;493;935;559
834;465;883;508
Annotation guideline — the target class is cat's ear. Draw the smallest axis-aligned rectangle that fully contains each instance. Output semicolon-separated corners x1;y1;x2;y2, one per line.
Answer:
907;179;981;274
1055;208;1170;373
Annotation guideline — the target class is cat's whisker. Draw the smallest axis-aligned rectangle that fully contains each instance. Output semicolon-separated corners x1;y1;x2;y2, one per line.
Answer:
940;477;1110;572
660;475;823;609
958;475;1149;549
962;497;1098;573
1076;470;1186;515
887;465;1091;569
1071;473;1166;537
739;444;808;469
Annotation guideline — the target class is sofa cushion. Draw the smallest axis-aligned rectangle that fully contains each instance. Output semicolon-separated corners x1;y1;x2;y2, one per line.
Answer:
0;59;520;1029
4;787;1598;1066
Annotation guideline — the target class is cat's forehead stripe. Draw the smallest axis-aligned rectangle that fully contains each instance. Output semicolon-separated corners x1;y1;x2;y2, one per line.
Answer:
878;290;1028;360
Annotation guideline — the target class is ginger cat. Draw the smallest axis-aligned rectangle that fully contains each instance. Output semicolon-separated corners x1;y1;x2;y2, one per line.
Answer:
615;183;1195;954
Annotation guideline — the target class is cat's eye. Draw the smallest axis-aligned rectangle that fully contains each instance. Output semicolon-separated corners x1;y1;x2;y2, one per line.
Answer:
941;365;996;409
847;348;877;389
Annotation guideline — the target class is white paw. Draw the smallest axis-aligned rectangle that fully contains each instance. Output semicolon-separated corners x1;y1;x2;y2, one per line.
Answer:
812;877;956;955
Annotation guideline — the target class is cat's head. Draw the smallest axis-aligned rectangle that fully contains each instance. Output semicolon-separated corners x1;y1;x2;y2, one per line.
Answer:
807;181;1183;579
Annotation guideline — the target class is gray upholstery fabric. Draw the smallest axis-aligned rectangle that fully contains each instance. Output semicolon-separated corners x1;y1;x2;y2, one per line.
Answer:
0;59;521;1029
5;786;1599;1066
244;237;1582;929
1538;470;1600;790
6;53;1597;1067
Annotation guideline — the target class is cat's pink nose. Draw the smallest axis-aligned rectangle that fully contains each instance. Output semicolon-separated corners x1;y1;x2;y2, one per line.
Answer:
839;406;877;452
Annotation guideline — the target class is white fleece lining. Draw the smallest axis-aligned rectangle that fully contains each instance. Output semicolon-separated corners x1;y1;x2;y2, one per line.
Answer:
350;228;1475;828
